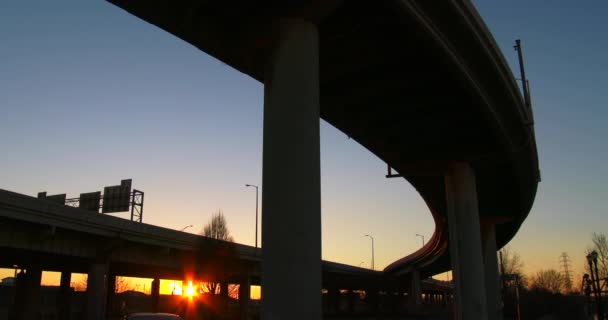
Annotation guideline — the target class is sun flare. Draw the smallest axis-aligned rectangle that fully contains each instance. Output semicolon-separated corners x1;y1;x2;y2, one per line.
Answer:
184;280;195;297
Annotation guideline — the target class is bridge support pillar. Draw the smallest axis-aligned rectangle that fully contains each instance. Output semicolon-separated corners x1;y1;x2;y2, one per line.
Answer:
58;271;72;320
238;278;250;320
86;262;108;320
18;267;42;320
151;278;160;312
367;287;379;314
261;18;321;320
445;163;488;320
106;273;116;315
326;284;339;314
347;290;356;314
482;223;503;320
409;269;422;305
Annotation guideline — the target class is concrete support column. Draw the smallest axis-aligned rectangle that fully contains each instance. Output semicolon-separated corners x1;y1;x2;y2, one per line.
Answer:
410;269;422;305
239;278;251;320
86;263;108;320
445;163;488;320
106;273;116;315
151;278;160;312
482;223;503;320
220;282;229;297
397;291;407;313
58;271;72;320
21;267;42;320
389;291;400;314
13;270;26;319
367;287;379;314
261;18;321;320
326;284;339;314
347;290;356;314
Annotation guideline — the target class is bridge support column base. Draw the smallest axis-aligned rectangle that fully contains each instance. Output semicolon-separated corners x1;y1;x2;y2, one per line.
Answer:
409;269;422;306
445;163;488;320
261;18;321;320
483;223;503;320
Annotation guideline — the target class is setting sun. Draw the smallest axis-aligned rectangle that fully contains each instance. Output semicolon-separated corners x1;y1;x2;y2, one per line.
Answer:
184;280;195;298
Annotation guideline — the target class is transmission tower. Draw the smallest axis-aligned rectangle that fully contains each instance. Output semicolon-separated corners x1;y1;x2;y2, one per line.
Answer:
560;252;573;292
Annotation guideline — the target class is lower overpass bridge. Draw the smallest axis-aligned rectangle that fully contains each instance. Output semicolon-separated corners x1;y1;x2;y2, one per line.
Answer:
0;189;452;319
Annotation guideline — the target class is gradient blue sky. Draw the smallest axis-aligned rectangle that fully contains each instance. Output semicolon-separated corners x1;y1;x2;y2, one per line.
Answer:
1;1;606;280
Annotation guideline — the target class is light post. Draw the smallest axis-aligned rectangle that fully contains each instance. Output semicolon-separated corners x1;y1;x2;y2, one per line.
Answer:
416;233;425;247
583;274;593;318
180;225;193;232
245;184;259;248
364;234;375;271
587;251;603;319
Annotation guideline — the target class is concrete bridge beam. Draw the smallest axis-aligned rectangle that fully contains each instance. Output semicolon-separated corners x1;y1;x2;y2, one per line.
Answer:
261;18;322;320
445;163;488;320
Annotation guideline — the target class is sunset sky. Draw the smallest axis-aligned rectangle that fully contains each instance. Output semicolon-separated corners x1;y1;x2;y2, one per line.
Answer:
1;1;607;287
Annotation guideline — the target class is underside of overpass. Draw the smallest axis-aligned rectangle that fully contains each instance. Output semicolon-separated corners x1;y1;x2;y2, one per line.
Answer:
106;0;538;275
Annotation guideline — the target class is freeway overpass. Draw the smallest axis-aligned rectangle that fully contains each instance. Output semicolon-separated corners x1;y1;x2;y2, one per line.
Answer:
7;0;540;319
0;189;451;319
105;0;539;319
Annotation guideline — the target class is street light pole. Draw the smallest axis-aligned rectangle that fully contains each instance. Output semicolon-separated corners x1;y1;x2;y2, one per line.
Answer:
589;251;604;319
364;234;375;271
245;184;259;248
180;225;193;232
416;233;425;247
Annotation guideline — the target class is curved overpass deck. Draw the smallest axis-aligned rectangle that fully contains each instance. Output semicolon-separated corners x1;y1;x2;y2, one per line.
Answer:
107;0;538;283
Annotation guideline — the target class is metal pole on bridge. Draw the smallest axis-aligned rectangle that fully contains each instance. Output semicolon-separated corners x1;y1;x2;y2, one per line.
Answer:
365;234;375;270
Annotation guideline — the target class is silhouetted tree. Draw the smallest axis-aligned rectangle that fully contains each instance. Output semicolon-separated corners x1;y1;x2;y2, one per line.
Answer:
202;210;234;242
530;269;564;294
71;275;87;292
499;246;527;287
200;210;234;295
114;276;133;293
589;232;608;278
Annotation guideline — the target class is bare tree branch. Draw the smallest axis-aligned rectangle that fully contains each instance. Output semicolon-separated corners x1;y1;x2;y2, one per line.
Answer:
530;269;564;294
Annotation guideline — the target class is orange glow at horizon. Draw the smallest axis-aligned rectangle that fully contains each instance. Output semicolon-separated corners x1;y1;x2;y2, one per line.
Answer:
160;280;183;295
251;285;261;300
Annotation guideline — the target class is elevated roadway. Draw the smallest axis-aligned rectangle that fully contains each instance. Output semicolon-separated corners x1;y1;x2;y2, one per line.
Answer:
0;189;450;318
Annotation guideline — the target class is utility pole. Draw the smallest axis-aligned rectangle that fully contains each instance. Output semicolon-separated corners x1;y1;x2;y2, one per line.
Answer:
364;234;375;271
560;252;573;292
514;39;531;111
